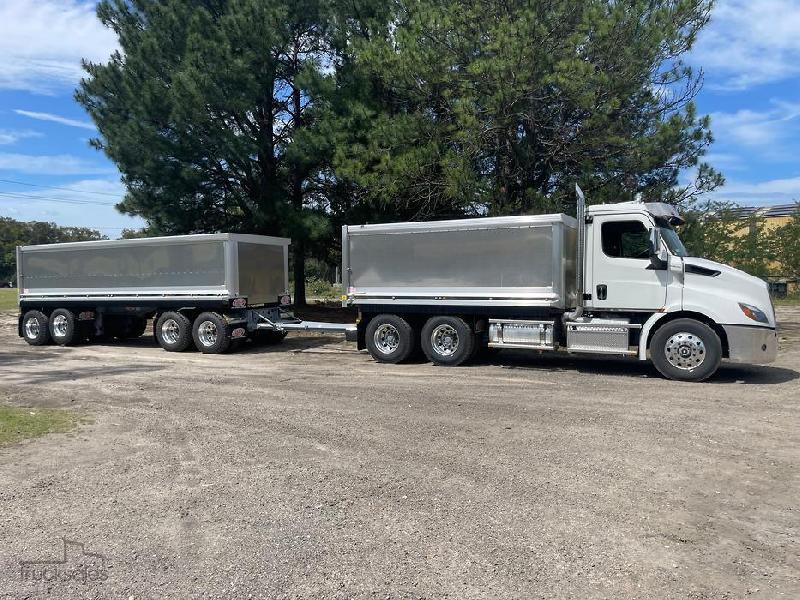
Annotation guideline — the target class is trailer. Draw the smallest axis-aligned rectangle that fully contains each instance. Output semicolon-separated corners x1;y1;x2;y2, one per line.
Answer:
17;187;779;381
17;233;354;353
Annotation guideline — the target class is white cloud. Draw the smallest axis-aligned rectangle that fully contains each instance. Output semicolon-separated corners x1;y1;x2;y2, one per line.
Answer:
0;0;117;93
0;153;115;175
0;130;43;145
711;176;800;205
710;101;800;158
14;109;95;130
0;178;144;237
692;0;800;89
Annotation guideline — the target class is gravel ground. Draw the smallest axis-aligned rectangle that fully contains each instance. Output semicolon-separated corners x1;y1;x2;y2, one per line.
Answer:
0;307;798;599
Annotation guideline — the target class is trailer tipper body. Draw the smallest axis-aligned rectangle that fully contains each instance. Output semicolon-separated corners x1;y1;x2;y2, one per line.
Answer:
18;188;778;381
17;233;352;354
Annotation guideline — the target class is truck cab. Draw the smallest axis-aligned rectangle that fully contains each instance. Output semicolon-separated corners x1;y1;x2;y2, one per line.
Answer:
583;200;778;379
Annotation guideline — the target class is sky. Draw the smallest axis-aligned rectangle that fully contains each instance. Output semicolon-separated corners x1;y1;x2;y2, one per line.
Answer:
0;0;799;239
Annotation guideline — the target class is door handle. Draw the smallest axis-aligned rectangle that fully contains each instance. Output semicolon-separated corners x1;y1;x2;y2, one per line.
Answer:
596;284;607;300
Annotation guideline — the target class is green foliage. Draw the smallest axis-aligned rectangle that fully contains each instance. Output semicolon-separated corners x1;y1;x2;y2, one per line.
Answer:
305;276;340;300
680;201;800;279
77;0;339;303
330;0;722;217
770;204;800;278
0;217;105;283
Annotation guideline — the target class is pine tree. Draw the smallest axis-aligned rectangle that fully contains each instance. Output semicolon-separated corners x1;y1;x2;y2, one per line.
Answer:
77;0;336;304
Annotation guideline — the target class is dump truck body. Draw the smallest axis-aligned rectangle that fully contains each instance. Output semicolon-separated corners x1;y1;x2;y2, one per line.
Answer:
343;215;577;309
17;233;289;307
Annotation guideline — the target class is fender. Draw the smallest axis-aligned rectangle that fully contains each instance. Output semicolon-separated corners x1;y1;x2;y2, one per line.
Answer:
637;301;726;360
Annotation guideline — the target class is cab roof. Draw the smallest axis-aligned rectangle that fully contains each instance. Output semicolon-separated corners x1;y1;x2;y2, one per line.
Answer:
587;201;684;225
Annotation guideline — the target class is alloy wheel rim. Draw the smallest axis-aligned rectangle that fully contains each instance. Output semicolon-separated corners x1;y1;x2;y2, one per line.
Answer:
431;324;459;357
665;332;706;370
24;317;40;339
161;318;181;344
197;321;218;347
52;314;68;337
374;324;400;355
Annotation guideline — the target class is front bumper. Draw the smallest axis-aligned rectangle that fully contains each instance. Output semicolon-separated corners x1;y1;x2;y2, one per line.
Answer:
722;325;778;364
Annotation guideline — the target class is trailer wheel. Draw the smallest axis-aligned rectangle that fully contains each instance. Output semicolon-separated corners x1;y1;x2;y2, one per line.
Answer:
22;310;51;346
365;314;415;364
155;311;194;352
49;308;77;346
192;312;231;354
421;316;474;367
650;318;722;382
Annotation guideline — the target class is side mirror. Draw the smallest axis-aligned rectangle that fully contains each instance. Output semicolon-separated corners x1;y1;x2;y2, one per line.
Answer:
648;228;668;270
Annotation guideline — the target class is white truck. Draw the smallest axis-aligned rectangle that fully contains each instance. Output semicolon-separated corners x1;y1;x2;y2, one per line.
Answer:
342;186;778;381
18;187;778;381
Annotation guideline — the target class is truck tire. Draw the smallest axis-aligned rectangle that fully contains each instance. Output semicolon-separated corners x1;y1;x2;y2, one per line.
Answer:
192;312;232;354
155;311;194;352
421;316;474;366
650;318;722;382
49;308;77;346
21;310;50;346
365;314;415;364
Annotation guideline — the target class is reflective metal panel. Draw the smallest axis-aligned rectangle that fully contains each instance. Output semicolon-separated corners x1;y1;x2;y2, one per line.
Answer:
21;240;226;292
237;242;285;305
349;226;555;289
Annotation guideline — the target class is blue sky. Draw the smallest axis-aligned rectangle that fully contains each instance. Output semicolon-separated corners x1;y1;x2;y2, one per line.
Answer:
1;0;799;239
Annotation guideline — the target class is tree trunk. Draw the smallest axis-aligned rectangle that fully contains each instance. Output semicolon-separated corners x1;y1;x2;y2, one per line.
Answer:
293;239;306;306
291;78;306;307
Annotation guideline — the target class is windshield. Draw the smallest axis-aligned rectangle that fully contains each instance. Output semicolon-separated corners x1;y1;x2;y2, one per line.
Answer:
655;218;688;257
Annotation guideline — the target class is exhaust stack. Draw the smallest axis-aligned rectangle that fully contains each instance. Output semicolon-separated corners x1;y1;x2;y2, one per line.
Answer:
564;184;586;322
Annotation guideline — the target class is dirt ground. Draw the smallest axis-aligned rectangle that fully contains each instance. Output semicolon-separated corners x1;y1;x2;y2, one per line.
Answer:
0;307;798;599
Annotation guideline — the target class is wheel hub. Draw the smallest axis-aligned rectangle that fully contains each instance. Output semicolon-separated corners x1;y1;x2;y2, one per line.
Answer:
197;321;218;347
373;324;400;355
52;314;68;337
24;317;40;339
161;318;181;344
664;332;706;371
431;324;459;357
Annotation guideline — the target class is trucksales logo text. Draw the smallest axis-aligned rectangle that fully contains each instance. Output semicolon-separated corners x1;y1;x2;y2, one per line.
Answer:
19;538;109;585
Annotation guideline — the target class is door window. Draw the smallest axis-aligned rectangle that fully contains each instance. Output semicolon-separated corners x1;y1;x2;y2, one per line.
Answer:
601;221;649;259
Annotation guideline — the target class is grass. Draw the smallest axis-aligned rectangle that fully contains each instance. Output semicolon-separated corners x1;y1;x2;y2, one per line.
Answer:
0;405;81;447
0;288;17;311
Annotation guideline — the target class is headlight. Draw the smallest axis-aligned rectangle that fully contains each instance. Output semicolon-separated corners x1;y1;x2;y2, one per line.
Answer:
738;303;769;324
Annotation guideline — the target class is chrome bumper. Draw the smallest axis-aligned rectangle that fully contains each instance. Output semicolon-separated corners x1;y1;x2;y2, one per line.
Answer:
722;325;778;364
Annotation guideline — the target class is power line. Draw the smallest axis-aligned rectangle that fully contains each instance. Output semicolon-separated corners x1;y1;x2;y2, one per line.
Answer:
0;178;122;198
0;191;117;207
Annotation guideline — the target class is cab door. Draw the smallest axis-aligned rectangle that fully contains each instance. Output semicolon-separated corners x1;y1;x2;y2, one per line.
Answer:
589;215;667;311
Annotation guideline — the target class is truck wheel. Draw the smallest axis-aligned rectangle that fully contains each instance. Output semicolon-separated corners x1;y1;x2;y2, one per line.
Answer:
365;314;415;364
421;316;474;366
155;311;193;352
650;318;722;382
192;312;231;354
49;308;77;346
22;310;51;346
